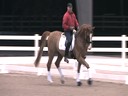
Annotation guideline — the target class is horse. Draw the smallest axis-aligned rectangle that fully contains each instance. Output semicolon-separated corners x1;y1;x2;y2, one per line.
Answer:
34;24;94;86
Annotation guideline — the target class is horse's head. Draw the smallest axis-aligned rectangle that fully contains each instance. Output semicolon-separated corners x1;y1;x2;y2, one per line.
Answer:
77;24;94;44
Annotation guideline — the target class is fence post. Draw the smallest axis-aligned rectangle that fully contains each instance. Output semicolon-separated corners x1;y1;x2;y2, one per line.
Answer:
34;34;39;58
121;35;126;67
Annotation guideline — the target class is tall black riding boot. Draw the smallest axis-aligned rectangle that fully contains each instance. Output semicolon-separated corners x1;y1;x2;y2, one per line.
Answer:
64;46;69;63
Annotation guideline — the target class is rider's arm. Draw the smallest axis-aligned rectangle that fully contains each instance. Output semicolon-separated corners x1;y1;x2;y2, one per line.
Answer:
62;14;70;30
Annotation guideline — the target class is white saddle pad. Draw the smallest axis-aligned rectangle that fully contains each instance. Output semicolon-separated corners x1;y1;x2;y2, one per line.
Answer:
59;33;75;51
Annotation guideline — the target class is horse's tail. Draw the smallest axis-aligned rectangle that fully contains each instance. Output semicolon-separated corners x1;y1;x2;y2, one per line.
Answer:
34;31;50;67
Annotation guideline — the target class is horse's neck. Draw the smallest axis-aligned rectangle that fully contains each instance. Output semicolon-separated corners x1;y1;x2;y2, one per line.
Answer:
75;36;87;48
74;37;88;57
77;33;87;42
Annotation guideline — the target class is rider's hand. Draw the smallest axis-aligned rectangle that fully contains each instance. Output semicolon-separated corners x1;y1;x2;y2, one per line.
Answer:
73;29;76;33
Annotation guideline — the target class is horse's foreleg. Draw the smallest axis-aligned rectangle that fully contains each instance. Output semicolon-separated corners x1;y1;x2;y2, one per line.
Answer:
77;56;90;69
83;60;93;85
76;62;82;86
55;54;64;84
77;56;93;85
87;68;93;85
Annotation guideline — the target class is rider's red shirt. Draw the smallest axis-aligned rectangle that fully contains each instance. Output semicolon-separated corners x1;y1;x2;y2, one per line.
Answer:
62;11;79;31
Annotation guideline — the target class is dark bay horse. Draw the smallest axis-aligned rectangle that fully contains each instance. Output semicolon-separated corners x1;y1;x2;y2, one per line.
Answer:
34;24;94;86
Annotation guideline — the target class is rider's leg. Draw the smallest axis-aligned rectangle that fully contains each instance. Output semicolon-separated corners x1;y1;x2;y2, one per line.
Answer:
64;31;72;63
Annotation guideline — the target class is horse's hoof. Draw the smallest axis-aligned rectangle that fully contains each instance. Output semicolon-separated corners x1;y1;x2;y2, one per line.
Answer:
47;78;53;83
48;80;53;84
61;80;65;84
66;60;69;63
64;58;69;63
34;63;38;67
77;81;82;86
87;78;93;85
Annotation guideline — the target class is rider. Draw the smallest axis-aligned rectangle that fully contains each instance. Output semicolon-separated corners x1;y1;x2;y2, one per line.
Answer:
62;3;79;63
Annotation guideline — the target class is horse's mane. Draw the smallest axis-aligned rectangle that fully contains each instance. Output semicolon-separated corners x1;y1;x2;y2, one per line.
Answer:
76;24;92;37
77;24;92;34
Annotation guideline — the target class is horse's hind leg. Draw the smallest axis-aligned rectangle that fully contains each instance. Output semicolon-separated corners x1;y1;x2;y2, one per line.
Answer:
47;53;54;83
55;52;64;84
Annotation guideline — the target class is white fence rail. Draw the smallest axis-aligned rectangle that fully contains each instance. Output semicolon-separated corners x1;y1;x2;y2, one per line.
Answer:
90;35;128;67
0;34;128;64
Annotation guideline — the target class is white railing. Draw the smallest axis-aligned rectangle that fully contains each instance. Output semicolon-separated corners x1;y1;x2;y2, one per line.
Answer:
0;34;128;65
0;34;46;57
90;35;128;67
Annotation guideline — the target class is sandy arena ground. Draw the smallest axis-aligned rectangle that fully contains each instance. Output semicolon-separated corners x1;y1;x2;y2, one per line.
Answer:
0;73;128;96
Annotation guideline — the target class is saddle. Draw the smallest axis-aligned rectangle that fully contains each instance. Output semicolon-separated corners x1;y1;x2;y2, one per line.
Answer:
59;33;76;59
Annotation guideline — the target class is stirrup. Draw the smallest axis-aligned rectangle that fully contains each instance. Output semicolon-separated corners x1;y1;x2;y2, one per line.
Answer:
64;57;69;63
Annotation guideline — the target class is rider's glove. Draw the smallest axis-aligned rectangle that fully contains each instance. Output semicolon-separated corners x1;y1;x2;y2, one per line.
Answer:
73;29;76;33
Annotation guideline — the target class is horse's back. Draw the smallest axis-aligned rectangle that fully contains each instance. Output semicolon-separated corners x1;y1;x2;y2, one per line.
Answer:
50;31;62;37
48;31;62;41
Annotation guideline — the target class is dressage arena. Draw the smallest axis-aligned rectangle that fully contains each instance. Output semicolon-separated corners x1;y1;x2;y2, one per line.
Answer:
0;56;128;96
